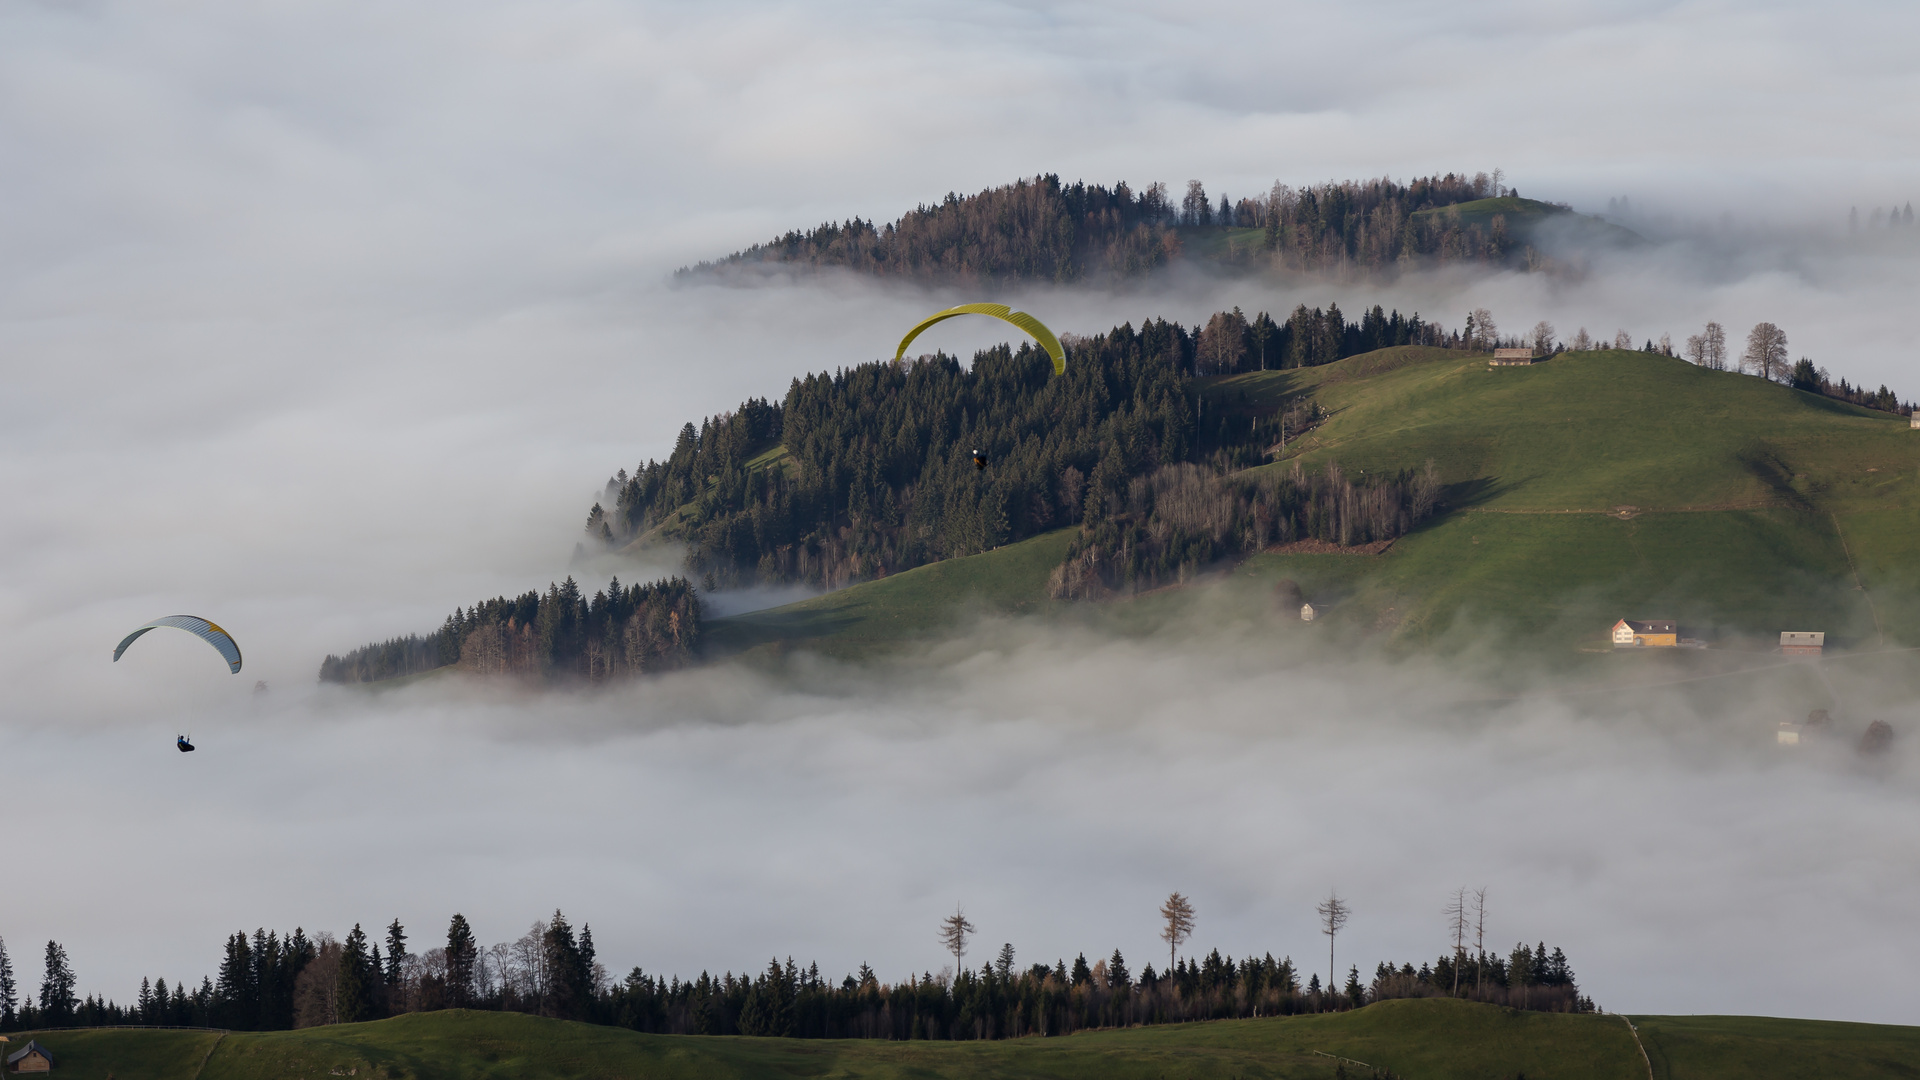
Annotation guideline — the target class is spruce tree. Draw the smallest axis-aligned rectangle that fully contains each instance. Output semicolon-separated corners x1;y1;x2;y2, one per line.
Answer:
335;925;374;1024
40;941;76;1027
445;914;478;1009
0;935;14;1029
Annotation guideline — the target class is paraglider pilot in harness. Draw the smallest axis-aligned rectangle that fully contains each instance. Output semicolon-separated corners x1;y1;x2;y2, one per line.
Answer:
176;735;196;753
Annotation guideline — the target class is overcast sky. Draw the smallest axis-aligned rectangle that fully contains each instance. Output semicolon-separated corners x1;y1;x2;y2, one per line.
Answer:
4;0;1920;1023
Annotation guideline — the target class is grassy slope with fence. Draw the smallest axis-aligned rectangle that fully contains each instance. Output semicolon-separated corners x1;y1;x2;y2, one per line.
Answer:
12;1000;1920;1079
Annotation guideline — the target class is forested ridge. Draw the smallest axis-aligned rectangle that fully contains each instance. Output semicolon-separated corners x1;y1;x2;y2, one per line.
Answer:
685;171;1546;281
597;306;1447;595
0;917;1590;1041
318;576;700;685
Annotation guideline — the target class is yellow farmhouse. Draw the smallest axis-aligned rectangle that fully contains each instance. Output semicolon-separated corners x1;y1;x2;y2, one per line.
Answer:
1612;619;1678;647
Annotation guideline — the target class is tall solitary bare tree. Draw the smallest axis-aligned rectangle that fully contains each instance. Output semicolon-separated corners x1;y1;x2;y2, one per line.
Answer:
1316;891;1350;992
1743;322;1789;381
1472;888;1488;991
938;906;976;979
1444;888;1469;994
1159;893;1195;973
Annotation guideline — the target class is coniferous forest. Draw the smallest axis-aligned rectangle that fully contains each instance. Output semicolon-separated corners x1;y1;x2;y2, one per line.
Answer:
684;171;1538;281
319;576;700;685
597;308;1442;596
0;920;1592;1040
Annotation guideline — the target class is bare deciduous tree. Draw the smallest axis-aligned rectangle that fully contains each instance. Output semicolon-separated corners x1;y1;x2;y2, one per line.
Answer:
1702;321;1727;370
1316;891;1350;992
1743;322;1789;381
1570;327;1593;351
1467;308;1497;350
1612;329;1633;350
938;906;976;978
1529;321;1556;356
1472;887;1488;991
1159;892;1195;973
1658;332;1673;356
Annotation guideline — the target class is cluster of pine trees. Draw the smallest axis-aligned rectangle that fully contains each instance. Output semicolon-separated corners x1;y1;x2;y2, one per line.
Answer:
318;576;700;685
0;925;1587;1041
597;309;1448;593
686;172;1525;281
1050;460;1441;598
1789;359;1912;414
1367;942;1590;1012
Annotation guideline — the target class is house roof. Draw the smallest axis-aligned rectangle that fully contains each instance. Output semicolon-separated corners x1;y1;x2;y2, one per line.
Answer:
6;1041;51;1066
1619;619;1676;633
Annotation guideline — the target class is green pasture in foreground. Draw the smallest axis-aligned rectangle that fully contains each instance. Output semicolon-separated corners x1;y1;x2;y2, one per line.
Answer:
14;1000;1920;1079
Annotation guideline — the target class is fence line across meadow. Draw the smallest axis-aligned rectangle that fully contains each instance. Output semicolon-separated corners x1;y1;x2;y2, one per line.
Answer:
4;1025;231;1034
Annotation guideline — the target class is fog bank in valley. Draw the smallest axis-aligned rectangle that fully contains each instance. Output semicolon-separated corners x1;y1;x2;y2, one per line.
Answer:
6;0;1920;1028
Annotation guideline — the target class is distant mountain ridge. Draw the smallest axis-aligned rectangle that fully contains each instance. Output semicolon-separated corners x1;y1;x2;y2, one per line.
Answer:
681;172;1631;282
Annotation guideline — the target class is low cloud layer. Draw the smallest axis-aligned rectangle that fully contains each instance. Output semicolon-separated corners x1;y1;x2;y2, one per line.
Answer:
6;0;1920;1027
9;615;1918;1022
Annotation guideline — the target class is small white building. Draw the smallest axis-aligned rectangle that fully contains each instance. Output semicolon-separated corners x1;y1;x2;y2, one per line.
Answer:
1781;631;1825;656
1777;722;1802;746
1911;410;1920;429
1300;603;1316;622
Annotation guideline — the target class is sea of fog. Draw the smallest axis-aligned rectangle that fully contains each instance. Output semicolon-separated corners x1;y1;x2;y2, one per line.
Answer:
8;0;1920;1024
4;269;1920;1024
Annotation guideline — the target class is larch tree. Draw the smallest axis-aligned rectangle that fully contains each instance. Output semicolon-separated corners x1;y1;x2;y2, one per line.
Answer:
1316;891;1350;993
938;906;976;979
1472;888;1489;991
1159;892;1195;973
1444;888;1469;993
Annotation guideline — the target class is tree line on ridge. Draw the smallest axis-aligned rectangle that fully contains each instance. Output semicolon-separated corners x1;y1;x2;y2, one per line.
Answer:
683;171;1536;281
0;893;1591;1041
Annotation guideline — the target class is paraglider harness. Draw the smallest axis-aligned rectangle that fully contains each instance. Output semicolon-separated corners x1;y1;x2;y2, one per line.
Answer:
176;735;195;753
972;449;988;471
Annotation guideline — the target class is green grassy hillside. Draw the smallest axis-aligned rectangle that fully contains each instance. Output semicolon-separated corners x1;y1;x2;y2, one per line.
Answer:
705;347;1920;656
1213;348;1920;646
15;1001;1920;1079
707;527;1077;659
1406;197;1641;247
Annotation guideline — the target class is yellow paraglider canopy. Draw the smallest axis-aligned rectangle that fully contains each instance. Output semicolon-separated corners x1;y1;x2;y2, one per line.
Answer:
894;303;1066;376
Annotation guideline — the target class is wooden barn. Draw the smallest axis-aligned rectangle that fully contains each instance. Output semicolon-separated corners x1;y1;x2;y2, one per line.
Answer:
6;1041;53;1074
1612;619;1678;647
1489;348;1536;366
